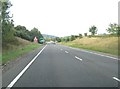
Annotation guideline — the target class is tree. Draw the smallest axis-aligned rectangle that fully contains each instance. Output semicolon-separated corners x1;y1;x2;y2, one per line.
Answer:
0;1;2;32
79;34;82;38
89;25;97;35
2;0;12;34
74;35;79;39
84;33;87;36
1;0;16;47
14;25;31;41
66;37;70;42
61;37;66;42
106;23;120;35
14;26;44;42
30;27;43;42
55;37;61;42
70;35;75;41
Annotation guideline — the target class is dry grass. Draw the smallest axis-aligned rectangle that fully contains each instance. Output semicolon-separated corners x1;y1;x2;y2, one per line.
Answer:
16;37;32;45
2;37;41;64
3;37;32;53
61;37;118;55
73;37;118;50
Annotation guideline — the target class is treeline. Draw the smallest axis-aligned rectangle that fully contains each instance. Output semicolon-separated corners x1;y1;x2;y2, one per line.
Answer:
1;0;119;45
49;23;120;43
14;26;43;42
58;23;120;42
1;0;43;48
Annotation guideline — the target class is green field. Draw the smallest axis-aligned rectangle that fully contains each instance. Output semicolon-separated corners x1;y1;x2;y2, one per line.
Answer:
61;37;118;56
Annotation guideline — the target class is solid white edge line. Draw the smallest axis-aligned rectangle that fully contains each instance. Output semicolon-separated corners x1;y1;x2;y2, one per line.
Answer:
69;47;118;60
7;45;47;88
113;77;120;82
75;56;82;61
65;51;69;53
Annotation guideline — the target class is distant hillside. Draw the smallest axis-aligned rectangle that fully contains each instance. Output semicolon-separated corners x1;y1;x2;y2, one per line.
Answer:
42;34;58;39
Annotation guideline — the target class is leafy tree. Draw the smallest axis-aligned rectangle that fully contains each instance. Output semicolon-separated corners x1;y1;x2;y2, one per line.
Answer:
79;34;82;38
74;35;79;39
55;37;61;42
30;27;43;42
106;23;120;35
61;37;66;42
14;26;44;42
84;33;87;36
66;37;70;42
89;25;97;35
70;35;75;41
15;25;27;32
0;1;2;32
2;0;12;34
1;0;16;47
0;1;2;64
14;25;31;41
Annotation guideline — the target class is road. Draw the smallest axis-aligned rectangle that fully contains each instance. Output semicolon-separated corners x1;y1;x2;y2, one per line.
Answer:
2;44;119;88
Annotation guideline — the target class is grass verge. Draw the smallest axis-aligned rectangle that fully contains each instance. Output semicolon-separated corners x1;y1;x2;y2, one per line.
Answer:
61;37;118;56
2;43;41;65
0;54;2;64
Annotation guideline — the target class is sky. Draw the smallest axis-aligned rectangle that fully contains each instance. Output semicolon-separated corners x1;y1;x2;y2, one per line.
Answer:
10;0;119;37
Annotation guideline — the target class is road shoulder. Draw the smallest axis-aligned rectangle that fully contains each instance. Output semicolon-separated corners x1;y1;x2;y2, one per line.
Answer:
2;45;44;74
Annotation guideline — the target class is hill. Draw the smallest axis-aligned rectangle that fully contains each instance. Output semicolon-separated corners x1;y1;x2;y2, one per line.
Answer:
42;34;58;39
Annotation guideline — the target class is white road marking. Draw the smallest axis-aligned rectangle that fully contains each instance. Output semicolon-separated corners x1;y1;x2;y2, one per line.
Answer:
65;51;69;53
113;77;120;82
7;45;47;88
69;47;118;60
61;49;63;51
75;56;82;61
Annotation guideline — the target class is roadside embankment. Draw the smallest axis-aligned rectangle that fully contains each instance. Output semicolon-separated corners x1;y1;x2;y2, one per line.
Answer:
2;37;41;65
60;37;118;56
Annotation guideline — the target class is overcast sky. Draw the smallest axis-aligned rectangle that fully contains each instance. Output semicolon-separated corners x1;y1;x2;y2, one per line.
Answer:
10;0;119;37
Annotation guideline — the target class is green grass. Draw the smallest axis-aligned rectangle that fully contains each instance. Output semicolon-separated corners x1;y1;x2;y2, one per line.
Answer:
0;54;2;64
61;37;118;56
2;43;41;65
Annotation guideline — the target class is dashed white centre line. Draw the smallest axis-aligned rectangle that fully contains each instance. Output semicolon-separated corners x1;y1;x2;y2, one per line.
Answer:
69;46;118;60
113;77;120;82
75;56;82;61
61;49;63;51
65;51;69;53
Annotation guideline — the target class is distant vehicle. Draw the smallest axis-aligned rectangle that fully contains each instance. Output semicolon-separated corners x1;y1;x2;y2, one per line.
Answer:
39;38;45;44
47;41;56;44
53;42;56;44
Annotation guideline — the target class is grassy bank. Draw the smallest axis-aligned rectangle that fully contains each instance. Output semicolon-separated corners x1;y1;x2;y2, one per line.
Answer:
61;37;118;56
2;37;41;65
0;54;2;64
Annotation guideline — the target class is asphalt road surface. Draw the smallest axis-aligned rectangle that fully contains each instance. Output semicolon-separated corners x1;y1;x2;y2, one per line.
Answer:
2;44;119;88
